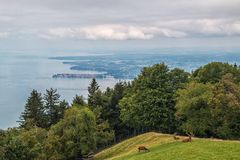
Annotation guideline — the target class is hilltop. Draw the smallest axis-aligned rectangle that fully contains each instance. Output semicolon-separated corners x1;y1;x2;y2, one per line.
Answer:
95;132;240;160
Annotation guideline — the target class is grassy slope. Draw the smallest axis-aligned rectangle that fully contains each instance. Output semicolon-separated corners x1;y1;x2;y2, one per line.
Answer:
95;132;240;160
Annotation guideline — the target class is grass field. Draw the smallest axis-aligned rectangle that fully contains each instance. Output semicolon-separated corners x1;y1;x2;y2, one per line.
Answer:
95;132;240;160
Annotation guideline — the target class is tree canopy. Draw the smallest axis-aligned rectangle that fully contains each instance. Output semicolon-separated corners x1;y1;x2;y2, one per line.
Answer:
120;63;189;133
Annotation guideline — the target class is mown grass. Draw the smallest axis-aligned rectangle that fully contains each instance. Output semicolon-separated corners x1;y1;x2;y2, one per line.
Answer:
95;132;240;160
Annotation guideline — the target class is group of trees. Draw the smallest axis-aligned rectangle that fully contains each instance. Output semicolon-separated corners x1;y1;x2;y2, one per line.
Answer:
120;64;189;133
1;62;240;159
176;63;240;139
19;88;68;129
119;62;240;139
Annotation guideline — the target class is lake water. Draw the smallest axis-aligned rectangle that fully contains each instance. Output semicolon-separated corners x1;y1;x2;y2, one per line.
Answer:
1;49;240;129
0;52;119;129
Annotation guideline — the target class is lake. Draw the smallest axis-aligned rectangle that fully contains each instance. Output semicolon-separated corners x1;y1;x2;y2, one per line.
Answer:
0;52;119;129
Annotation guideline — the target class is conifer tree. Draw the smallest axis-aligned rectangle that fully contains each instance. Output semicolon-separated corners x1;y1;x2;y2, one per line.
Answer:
72;95;86;106
87;79;114;147
44;88;61;127
58;100;69;119
88;78;100;108
19;90;46;128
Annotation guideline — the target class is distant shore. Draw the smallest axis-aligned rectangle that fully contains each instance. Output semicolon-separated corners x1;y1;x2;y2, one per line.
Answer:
52;73;113;79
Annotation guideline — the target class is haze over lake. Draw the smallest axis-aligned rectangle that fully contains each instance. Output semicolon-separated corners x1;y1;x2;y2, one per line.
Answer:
0;51;119;129
0;48;240;129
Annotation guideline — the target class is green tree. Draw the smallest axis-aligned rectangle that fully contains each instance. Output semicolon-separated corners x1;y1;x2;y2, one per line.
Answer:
94;107;114;148
58;100;69;119
72;95;86;106
87;79;115;148
192;62;240;83
120;64;189;133
19;90;46;129
120;95;141;132
41;106;96;159
0;130;6;159
2;128;47;160
175;82;214;137
44;88;61;127
88;78;100;108
210;74;240;139
102;82;131;140
176;74;240;139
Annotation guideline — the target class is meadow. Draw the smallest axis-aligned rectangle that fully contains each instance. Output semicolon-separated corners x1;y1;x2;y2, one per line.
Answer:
95;132;240;160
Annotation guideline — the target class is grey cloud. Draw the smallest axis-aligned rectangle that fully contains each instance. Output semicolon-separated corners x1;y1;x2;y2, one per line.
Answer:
156;19;240;37
41;19;240;40
0;0;239;44
43;25;187;40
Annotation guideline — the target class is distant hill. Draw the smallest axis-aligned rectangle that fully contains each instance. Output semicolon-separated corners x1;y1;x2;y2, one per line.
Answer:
95;132;240;160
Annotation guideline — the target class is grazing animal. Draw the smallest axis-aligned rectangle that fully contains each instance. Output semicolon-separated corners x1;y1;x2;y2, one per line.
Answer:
173;136;180;140
182;135;192;142
138;146;150;152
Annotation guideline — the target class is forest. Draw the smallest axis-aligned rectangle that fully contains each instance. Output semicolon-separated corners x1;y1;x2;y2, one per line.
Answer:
0;62;240;159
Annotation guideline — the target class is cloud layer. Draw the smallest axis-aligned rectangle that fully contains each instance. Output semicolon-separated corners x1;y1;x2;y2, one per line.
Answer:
159;19;240;37
42;19;240;40
0;0;239;48
45;25;187;40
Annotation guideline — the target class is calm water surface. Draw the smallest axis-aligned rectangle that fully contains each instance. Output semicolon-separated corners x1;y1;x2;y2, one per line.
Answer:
0;53;118;129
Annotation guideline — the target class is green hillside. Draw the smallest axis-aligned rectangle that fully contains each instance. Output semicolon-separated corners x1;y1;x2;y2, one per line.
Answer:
95;132;240;160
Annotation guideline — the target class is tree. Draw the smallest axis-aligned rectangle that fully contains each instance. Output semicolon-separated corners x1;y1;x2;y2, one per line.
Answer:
79;107;97;154
210;74;240;139
94;107;114;149
192;62;240;83
44;88;61;127
175;82;214;137
0;130;6;158
19;90;46;129
41;106;96;159
58;100;69;119
88;78;100;108
72;95;86;106
176;74;240;139
120;95;141;132
120;64;189;133
87;79;115;147
2;127;47;160
101;82;132;140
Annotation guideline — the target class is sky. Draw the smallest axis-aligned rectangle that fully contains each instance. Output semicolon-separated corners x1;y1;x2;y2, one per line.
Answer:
0;0;240;52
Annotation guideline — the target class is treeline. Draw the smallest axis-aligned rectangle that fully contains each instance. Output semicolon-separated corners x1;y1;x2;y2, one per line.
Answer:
1;62;240;159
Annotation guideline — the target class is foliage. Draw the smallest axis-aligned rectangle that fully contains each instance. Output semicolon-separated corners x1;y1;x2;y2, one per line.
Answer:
101;82;132;140
41;106;96;159
120;63;189;133
176;74;240;139
93;106;115;149
176;82;214;136
1;127;47;160
44;88;64;127
58;100;69;119
210;74;240;139
0;130;5;158
87;79;115;148
192;62;240;83
19;90;46;129
88;78;100;109
72;95;86;106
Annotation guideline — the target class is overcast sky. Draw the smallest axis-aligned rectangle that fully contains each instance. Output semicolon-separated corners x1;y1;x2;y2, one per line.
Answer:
0;0;240;52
